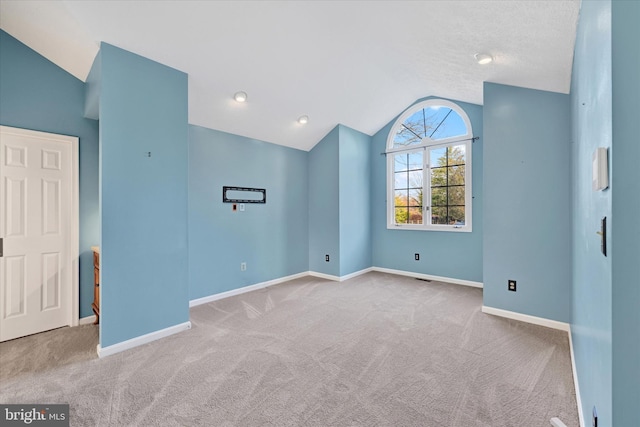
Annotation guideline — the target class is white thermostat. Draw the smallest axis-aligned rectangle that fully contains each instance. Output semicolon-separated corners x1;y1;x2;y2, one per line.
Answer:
592;147;609;191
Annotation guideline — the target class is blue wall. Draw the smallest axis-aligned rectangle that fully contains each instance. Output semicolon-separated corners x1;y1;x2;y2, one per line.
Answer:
570;0;613;423
483;83;571;323
308;127;340;276
611;1;640;425
338;125;372;276
308;124;373;277
99;43;189;347
371;96;483;282
0;30;99;319
188;125;309;299
84;51;101;120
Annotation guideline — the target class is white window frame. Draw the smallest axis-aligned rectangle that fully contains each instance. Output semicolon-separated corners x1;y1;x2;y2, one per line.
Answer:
386;99;473;232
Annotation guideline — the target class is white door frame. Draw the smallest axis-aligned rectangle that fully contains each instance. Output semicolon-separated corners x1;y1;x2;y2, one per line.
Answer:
0;125;79;328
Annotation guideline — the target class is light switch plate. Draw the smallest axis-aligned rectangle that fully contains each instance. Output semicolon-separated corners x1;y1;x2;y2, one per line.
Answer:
592;147;609;191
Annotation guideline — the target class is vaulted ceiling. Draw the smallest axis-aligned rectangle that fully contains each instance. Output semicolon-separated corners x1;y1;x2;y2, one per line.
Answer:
0;0;580;151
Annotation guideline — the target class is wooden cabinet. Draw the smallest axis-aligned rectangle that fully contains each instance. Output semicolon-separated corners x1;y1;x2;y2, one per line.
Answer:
91;247;100;324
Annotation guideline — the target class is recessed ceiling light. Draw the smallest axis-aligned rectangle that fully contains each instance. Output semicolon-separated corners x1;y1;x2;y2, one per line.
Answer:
298;115;309;124
234;91;247;102
474;53;493;65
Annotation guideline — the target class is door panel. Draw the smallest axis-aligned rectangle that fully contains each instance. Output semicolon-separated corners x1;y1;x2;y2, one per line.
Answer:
4;255;26;318
41;149;61;171
42;252;61;311
42;179;61;235
5;177;26;237
5;144;26;167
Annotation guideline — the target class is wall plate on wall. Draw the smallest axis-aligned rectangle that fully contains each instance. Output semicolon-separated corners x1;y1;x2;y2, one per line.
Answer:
592;147;609;191
223;186;266;203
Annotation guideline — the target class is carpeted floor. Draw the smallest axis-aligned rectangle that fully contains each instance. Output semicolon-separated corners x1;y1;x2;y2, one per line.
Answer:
0;322;98;382
0;272;579;426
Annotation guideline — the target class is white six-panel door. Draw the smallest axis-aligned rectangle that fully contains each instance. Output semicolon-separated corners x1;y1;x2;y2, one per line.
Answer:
0;126;78;342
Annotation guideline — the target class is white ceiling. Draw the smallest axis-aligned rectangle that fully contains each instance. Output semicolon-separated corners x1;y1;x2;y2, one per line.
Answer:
0;0;580;151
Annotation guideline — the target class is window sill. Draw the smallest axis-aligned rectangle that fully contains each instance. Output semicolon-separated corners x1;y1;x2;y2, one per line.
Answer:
387;224;472;233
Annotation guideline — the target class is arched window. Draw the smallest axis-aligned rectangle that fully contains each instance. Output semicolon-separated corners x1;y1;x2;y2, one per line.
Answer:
386;99;473;231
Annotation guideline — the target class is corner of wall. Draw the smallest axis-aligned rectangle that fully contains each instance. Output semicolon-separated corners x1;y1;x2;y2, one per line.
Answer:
84;50;101;120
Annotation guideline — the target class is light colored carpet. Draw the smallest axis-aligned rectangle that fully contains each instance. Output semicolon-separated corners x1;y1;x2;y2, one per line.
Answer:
0;272;579;426
0;323;98;381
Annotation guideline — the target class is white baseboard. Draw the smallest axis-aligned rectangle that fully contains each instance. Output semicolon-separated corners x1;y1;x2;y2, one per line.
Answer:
339;267;374;281
481;306;570;332
372;267;483;288
190;267;475;309
550;418;568;427
189;271;309;307
79;315;96;325
97;321;191;358
309;267;373;282
308;271;341;281
568;327;585;427
191;267;476;301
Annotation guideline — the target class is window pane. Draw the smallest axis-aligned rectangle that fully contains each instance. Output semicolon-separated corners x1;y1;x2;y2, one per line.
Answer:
449;206;465;223
431;166;447;187
394;190;408;207
395;207;409;224
404;110;428;138
395;155;408;172
408;207;423;224
447;145;466;166
393;126;421;147
431;187;447;207
408;170;423;188
449;165;465;185
431;207;447;224
393;151;424;225
397;106;469;144
394;105;469;148
408;189;422;207
395;152;423;171
430;147;447;167
427;107;468;141
449;186;465;206
394;172;408;189
426;142;467;227
407;152;422;170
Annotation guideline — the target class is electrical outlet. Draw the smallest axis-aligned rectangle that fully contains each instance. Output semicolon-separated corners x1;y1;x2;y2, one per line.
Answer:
325;254;330;262
240;262;246;271
415;253;420;261
232;204;237;211
508;280;517;292
592;406;597;427
239;204;245;212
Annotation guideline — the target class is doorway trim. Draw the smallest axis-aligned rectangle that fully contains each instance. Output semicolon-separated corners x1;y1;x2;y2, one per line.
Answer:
0;125;79;327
